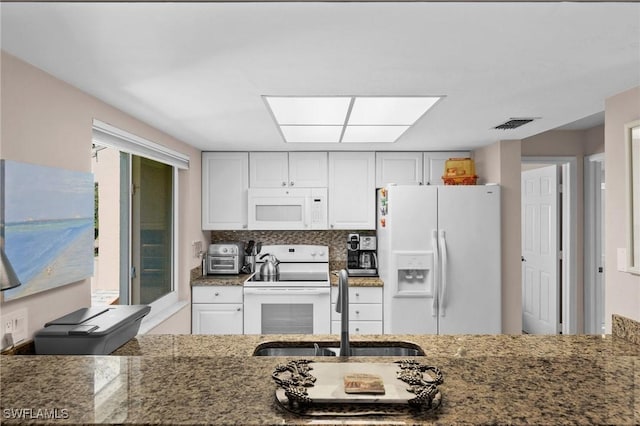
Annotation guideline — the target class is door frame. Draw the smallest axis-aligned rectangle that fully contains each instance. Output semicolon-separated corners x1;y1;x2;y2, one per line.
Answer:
521;156;578;334
584;153;605;334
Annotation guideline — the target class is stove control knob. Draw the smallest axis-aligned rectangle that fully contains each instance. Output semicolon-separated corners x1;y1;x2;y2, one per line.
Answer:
319;251;326;257
222;248;228;253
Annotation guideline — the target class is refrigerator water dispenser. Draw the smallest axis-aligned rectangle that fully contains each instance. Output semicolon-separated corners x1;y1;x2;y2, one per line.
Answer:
394;251;433;296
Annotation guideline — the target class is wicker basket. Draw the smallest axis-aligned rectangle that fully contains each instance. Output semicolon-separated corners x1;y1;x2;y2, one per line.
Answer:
442;158;478;185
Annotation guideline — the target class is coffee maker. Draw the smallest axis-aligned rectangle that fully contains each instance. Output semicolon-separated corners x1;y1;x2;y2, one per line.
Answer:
346;233;378;277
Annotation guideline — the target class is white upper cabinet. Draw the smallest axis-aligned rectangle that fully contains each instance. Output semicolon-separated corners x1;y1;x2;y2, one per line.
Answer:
249;152;288;187
328;152;376;230
250;152;327;188
375;152;423;187
202;152;249;230
288;152;328;187
423;151;470;186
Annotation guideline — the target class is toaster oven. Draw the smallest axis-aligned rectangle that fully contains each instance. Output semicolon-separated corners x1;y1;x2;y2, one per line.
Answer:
205;243;244;275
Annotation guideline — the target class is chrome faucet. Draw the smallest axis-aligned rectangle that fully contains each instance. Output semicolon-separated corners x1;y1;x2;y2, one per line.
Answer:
335;269;350;357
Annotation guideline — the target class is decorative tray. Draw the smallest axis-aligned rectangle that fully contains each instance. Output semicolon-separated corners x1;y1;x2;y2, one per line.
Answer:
272;360;443;416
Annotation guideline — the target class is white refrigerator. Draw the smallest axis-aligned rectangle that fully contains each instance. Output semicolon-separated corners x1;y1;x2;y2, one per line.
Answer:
377;185;501;334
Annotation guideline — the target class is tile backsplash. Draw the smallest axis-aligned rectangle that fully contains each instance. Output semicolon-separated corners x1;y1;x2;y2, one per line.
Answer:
210;230;375;270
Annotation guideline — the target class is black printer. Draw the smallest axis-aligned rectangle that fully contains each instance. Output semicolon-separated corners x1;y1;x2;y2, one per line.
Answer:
34;305;150;355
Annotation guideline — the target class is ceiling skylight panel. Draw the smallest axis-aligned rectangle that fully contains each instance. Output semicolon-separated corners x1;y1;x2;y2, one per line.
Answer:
341;125;410;143
279;125;343;143
264;96;351;125
347;97;441;125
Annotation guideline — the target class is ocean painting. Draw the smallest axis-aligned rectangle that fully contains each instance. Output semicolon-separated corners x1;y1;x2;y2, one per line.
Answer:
1;160;94;301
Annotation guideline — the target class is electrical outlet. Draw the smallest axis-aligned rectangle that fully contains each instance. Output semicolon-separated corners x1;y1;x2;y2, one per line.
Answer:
12;308;28;344
1;308;28;349
193;241;203;258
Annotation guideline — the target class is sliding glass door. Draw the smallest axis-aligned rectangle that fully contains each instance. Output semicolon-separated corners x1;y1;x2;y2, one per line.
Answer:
130;156;174;305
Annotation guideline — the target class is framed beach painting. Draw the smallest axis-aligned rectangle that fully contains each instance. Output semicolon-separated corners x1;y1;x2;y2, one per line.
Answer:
1;160;94;301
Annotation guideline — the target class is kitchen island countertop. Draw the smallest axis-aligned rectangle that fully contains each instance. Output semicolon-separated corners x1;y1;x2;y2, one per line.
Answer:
1;318;639;425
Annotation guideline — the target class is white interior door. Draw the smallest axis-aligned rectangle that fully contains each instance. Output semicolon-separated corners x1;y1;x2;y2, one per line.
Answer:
521;165;559;334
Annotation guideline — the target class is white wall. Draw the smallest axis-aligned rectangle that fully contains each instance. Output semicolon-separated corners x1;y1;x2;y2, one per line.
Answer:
91;147;120;293
0;51;204;339
604;86;640;331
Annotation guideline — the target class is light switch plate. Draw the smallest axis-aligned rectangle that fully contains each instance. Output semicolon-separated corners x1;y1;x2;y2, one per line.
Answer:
617;248;628;272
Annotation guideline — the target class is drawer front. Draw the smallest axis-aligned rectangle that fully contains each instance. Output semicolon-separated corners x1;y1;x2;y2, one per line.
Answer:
192;286;243;303
331;287;382;304
331;321;383;335
331;303;382;321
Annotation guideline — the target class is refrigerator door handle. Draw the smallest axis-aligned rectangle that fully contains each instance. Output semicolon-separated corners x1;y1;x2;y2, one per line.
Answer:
439;230;448;317
431;229;439;317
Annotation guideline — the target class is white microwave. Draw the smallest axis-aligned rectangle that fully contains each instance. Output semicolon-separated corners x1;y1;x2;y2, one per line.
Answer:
248;188;328;230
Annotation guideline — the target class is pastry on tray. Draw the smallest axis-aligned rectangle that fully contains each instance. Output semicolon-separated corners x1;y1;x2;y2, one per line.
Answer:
343;373;386;394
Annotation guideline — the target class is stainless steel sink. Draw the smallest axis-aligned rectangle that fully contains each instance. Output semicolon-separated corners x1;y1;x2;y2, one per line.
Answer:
252;341;425;357
346;346;424;356
253;346;337;357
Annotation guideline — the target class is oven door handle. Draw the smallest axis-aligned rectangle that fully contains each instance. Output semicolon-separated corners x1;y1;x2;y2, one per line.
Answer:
243;288;330;296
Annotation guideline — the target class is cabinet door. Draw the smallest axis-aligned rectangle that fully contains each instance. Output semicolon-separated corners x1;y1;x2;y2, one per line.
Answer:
328;152;376;229
375;152;423;187
249;152;289;188
288;152;328;187
202;152;248;230
423;152;470;186
192;303;243;334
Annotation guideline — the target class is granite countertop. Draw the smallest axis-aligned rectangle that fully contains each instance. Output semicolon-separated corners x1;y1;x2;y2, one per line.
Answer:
191;273;253;286
191;272;384;287
2;321;639;425
330;273;383;287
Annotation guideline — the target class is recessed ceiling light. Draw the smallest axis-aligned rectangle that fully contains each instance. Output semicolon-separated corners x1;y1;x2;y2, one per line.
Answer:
263;95;443;143
347;97;441;125
279;125;343;143
264;96;351;125
342;126;410;143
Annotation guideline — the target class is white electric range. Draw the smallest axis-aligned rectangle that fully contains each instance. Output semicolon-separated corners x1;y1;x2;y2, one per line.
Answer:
243;245;331;334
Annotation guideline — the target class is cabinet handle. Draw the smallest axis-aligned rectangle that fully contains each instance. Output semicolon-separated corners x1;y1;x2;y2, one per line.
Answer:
355;292;360;297
242;224;248;229
290;181;295;186
355;328;360;332
214;292;219;296
282;182;287;186
355;310;360;315
236;307;241;311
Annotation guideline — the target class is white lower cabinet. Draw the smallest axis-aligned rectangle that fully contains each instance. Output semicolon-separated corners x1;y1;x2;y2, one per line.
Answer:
331;287;383;335
192;286;243;334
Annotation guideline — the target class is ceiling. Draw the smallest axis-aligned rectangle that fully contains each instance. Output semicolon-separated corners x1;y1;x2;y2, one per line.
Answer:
1;2;639;152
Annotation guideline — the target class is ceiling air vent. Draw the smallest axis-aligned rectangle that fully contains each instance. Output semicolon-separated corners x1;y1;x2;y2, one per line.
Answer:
494;118;536;130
